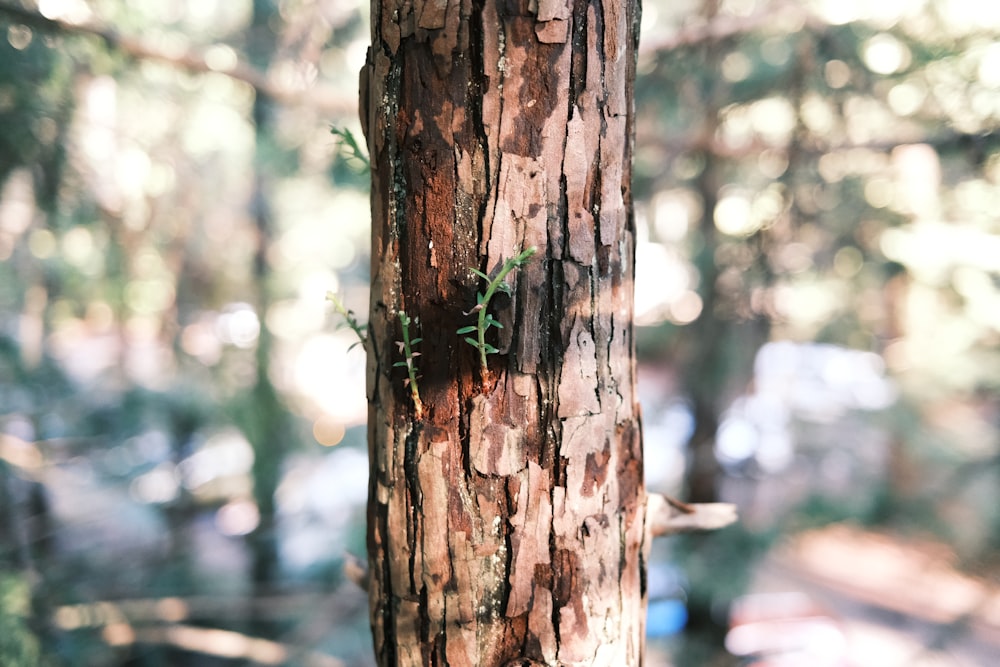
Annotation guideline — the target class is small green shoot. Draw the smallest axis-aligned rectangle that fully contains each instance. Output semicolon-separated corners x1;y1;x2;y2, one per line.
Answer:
331;126;370;171
326;291;367;350
394;310;423;419
458;246;537;371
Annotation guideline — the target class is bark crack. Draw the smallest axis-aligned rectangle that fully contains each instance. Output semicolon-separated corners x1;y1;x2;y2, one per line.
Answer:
547;482;561;661
404;425;422;593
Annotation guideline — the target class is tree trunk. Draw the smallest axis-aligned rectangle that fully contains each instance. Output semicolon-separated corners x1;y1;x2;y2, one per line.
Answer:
360;0;646;664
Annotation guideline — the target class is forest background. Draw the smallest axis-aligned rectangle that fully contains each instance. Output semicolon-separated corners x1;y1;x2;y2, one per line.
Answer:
0;0;998;665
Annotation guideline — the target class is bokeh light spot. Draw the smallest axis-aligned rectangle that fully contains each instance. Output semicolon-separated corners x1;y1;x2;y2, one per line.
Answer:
215;499;260;536
29;228;56;258
863;34;911;75
313;415;346;447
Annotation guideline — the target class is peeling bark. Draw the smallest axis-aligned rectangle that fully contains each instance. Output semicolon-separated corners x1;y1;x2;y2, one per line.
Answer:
362;1;646;664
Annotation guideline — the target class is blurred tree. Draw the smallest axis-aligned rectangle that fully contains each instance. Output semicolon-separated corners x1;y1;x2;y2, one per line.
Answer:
631;0;1000;661
240;0;293;602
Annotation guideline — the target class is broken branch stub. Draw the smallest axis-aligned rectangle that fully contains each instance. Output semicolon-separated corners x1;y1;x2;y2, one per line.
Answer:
646;493;738;537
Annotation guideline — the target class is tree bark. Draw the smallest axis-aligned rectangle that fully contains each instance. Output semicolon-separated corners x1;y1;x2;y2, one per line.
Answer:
361;1;646;664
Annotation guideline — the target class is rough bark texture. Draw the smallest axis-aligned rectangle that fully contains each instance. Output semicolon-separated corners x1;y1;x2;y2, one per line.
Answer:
361;1;644;665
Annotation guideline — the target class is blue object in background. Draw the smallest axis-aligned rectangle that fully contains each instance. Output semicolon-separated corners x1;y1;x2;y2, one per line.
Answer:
646;598;688;637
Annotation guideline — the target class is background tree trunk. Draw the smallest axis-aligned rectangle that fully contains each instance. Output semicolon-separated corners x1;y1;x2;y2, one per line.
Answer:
361;0;645;665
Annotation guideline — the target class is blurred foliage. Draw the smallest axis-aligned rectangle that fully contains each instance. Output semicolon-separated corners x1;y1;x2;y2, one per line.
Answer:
0;0;998;665
0;13;70;210
0;571;42;667
634;0;1000;661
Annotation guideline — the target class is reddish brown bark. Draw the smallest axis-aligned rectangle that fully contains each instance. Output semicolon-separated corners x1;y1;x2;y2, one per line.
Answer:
361;1;646;664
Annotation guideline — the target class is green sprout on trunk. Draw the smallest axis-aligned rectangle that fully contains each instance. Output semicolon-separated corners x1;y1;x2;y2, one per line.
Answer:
394;311;423;419
458;246;537;371
330;126;370;171
326;291;367;349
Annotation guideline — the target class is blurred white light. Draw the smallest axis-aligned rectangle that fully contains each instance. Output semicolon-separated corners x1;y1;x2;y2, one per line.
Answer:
130;463;180;504
62;226;95;266
2;414;36;442
294;333;367;423
181;317;223;365
215;499;260;536
722;51;752;82
669;290;703;324
940;0;1000;34
801;94;836;135
863;178;894;209
39;0;92;23
760;37;792;67
863;34;911;75
824;60;851;89
635;242;690;325
714;193;755;236
205;45;238;72
0;433;42;469
887;81;926;116
180;430;254;491
814;0;863;26
979;44;1000;87
308;447;369;514
7;24;32;50
751;97;796;145
726;618;847;662
644;432;688;491
0;169;35;235
716;415;759;464
755;432;794;473
652;189;699;242
758;149;789;179
115;147;151;198
216;303;260;348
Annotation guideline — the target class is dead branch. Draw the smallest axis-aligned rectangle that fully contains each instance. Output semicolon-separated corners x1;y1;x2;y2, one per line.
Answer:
647;492;738;537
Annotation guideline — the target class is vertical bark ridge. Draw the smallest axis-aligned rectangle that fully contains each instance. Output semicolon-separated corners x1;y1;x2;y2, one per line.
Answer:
364;1;643;665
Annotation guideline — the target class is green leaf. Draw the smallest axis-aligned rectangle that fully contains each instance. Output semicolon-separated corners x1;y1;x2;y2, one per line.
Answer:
456;326;477;335
464;337;481;348
393;361;408;367
410;338;422;345
483;344;499;354
470;268;490;281
476;291;485;304
497;281;512;295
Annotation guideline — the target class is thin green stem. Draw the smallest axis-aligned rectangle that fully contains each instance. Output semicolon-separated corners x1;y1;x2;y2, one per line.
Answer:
460;246;537;371
326;291;367;349
395;311;423;419
330;126;370;171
